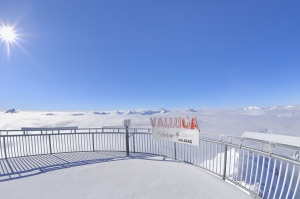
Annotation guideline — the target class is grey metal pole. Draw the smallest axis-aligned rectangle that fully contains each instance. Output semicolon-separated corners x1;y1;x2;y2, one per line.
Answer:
133;130;135;153
92;133;95;152
3;137;7;159
223;144;228;180
48;134;52;154
126;126;129;156
174;142;177;160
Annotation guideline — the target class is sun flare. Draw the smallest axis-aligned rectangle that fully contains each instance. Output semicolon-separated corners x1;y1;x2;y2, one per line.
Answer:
0;26;16;43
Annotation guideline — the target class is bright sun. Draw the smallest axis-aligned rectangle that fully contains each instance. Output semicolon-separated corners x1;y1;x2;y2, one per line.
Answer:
0;26;16;43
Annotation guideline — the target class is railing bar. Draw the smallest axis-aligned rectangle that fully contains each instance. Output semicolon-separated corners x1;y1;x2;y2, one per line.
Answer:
19;136;22;156
258;155;266;196
220;144;223;175
215;143;217;173
38;136;43;154
71;134;74;152
53;134;56;153
228;145;231;179
248;151;255;189
279;162;289;199
235;148;240;182
67;133;70;152
80;134;83;152
40;135;43;155
78;133;81;151
100;133;103;151
244;151;250;187
61;134;64;153
41;135;44;154
58;134;61;153
33;135;36;155
215;143;218;174
87;133;90;151
240;149;245;184
18;136;21;157
205;141;208;169
114;133;117;152
201;141;204;167
35;135;38;155
118;134;122;151
78;133;80;152
28;136;31;156
208;141;211;170
109;133;112;151
8;137;12;158
94;133;97;151
267;159;277;199
139;133;141;153
106;133;110;151
212;142;215;172
65;134;68;152
12;136;16;157
210;142;213;170
20;136;26;156
273;160;283;199
291;170;300;199
147;133;150;155
15;136;19;157
147;133;150;154
262;157;272;198
237;148;242;183
252;153;260;192
285;164;295;199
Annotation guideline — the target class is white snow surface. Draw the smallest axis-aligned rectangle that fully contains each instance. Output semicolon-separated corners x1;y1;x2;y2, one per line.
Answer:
0;152;251;199
242;131;300;148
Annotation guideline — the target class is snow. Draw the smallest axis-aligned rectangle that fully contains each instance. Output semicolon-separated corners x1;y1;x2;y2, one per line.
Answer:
241;132;300;148
0;152;251;199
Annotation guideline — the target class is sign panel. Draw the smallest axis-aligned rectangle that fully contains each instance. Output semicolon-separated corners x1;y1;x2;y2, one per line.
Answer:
150;116;200;146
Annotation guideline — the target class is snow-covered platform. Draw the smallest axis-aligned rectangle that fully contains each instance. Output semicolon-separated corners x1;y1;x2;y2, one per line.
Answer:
0;152;251;199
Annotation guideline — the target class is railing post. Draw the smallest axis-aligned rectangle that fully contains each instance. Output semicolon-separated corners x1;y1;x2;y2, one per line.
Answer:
125;126;129;156
48;135;52;154
174;142;177;160
92;133;95;152
223;144;228;180
3;137;7;159
133;130;135;153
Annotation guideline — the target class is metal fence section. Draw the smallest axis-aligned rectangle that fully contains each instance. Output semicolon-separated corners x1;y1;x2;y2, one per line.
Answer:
0;128;299;199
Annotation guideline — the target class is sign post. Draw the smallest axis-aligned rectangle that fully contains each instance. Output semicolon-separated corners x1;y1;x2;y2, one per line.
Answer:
123;119;131;156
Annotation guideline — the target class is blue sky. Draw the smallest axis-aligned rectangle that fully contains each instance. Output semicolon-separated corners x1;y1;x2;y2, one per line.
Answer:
0;1;299;111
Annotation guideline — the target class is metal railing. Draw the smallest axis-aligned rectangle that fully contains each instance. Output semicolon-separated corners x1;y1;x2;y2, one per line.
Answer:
0;128;299;199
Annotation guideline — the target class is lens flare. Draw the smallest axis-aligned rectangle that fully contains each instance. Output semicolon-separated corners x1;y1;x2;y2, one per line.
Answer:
0;26;16;43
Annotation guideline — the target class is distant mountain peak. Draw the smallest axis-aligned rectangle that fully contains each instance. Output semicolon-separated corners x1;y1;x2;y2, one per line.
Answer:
5;108;20;113
243;106;263;110
186;108;197;112
93;111;110;115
